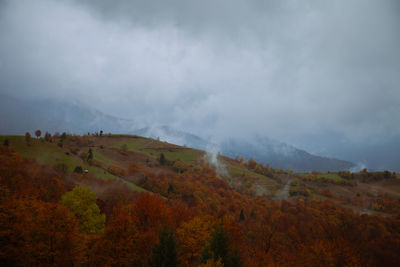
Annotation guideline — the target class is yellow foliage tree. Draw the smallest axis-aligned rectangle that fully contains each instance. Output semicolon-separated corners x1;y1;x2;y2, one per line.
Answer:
61;186;105;234
247;158;257;169
176;216;214;266
239;157;244;166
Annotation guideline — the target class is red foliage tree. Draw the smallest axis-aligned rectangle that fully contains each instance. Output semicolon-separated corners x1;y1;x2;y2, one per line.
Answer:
92;206;140;265
0;199;81;266
35;129;42;138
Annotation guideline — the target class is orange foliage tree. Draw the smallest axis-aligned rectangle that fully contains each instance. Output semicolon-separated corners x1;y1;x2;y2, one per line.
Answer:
35;129;42;138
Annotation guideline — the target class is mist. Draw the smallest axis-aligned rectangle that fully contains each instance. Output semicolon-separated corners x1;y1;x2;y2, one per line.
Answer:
1;0;399;170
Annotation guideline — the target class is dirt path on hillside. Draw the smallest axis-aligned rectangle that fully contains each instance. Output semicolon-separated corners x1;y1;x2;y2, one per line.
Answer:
275;177;292;200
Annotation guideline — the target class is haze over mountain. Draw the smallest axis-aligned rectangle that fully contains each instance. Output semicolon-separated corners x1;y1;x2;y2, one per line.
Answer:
0;95;354;172
0;94;137;135
0;0;399;171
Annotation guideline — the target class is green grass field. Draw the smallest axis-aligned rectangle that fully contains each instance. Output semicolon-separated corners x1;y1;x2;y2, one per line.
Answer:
113;139;148;151
113;138;203;163
227;164;277;185
92;149;111;164
142;148;202;162
0;136;116;181
297;172;343;181
124;181;149;192
0;135;198;192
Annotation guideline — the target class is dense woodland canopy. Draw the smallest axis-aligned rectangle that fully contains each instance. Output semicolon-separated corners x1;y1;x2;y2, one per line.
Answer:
1;141;400;266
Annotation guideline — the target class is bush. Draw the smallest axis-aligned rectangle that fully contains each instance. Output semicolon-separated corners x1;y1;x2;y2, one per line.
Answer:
108;166;126;176
172;160;187;173
3;139;9;146
73;166;83;174
128;162;143;175
289;186;297;196
159;153;166;165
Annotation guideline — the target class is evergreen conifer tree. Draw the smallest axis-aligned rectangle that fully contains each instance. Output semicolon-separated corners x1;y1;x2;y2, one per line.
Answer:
149;227;178;267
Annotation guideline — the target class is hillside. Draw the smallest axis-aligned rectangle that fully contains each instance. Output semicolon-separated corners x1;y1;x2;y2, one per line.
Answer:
0;134;280;197
133;126;355;172
1;133;398;213
1;133;400;266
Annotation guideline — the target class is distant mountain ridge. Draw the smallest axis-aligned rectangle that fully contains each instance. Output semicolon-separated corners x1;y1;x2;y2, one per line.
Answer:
0;94;136;135
0;95;354;172
220;136;354;172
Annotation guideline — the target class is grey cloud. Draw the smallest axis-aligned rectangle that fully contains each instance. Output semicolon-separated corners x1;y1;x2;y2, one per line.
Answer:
0;0;399;167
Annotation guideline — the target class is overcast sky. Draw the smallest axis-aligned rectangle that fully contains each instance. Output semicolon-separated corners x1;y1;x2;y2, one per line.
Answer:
1;0;399;153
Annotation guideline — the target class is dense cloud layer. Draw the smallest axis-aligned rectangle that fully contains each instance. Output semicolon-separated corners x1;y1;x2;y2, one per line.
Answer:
0;0;399;165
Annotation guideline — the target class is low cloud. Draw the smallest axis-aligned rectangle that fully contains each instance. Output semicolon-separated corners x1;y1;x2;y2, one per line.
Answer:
0;0;399;150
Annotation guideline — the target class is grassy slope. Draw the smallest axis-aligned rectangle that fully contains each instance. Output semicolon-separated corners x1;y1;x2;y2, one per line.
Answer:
227;164;277;185
124;181;148;192
89;134;280;196
92;150;111;164
219;157;279;197
297;172;343;181
2;134;399;211
113;137;203;163
112;135;279;189
0;136;117;181
3;134;346;197
143;148;201;162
